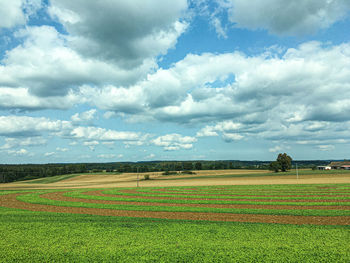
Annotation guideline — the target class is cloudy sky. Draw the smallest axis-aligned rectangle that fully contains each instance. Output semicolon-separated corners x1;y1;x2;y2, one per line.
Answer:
0;0;350;163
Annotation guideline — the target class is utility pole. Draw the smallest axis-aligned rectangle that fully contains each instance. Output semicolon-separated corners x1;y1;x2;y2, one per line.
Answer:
296;163;299;180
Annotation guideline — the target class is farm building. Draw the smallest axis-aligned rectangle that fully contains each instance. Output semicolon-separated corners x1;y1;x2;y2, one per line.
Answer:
328;161;350;170
341;165;350;170
317;166;331;170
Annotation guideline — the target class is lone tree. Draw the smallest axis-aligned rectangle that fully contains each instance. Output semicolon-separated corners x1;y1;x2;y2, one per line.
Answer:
277;153;292;172
270;153;292;172
269;161;280;173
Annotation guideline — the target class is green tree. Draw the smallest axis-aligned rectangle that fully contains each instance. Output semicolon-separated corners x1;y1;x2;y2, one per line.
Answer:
276;153;292;172
195;162;202;170
183;162;193;171
269;161;280;173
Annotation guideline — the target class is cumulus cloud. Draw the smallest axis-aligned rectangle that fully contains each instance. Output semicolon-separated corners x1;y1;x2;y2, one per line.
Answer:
8;148;31;156
0;0;26;29
221;0;350;35
196;126;219;137
0;88;81;110
71;126;141;142
4;39;344;148
0;0;190;109
0;0;42;29
0;115;72;137
79;41;350;150
0;137;47;150
152;134;197;151
197;121;245;142
48;0;188;68
0;25;154;100
71;109;97;124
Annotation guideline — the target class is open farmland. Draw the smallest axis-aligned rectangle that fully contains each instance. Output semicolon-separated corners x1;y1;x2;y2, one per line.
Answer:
0;172;349;262
1;169;350;189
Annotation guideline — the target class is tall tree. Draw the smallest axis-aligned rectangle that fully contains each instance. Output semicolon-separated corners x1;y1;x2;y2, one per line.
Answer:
276;153;292;172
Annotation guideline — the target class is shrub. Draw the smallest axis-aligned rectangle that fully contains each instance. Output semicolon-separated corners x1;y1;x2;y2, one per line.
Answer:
180;171;196;175
162;171;178;175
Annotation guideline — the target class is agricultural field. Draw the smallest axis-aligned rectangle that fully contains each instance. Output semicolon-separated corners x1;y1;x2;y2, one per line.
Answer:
0;175;349;262
1;168;350;189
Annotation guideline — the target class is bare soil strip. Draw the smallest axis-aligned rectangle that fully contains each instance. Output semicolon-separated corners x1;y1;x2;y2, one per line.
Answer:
41;192;350;211
0;193;349;225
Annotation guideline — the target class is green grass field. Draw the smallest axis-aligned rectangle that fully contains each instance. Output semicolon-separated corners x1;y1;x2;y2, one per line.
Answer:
0;183;349;262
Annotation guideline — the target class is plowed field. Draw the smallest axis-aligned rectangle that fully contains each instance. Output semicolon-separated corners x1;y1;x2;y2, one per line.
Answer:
1;184;349;225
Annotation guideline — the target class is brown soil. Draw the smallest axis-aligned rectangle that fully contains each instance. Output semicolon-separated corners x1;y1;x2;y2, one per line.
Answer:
41;191;350;211
0;193;349;225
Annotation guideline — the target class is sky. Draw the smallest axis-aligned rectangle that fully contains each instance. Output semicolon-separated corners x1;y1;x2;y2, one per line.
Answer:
0;0;350;164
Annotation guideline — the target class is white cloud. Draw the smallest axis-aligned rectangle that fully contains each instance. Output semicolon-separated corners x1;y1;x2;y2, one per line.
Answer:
0;87;80;110
49;0;188;68
83;141;99;146
318;145;335;151
0;25;156;101
222;133;244;142
97;154;116;159
44;152;55;157
56;147;68;152
145;153;156;159
71;109;97;123
71;126;141;142
211;17;227;38
152;134;197;151
8;148;30;156
83;140;99;151
0;137;47;149
78;41;350;149
196;126;219;137
269;146;282;153
197;121;245;142
0;115;72;137
222;0;350;35
0;0;25;29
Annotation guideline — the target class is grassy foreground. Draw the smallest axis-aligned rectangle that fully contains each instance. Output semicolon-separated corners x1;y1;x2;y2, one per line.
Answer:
0;206;349;262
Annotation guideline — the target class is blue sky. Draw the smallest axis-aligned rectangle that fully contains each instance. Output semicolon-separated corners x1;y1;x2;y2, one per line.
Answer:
0;0;350;163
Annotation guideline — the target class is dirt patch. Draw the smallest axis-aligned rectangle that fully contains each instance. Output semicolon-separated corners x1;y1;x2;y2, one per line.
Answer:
0;192;349;225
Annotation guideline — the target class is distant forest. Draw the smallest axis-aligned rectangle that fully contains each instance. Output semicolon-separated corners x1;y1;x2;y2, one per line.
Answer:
0;160;333;183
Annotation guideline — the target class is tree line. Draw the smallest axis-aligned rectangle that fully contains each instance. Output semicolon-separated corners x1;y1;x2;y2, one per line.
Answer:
0;158;331;183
